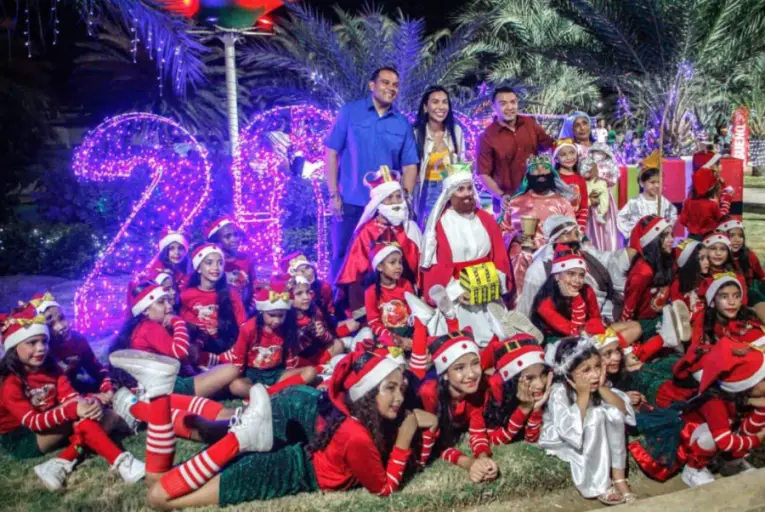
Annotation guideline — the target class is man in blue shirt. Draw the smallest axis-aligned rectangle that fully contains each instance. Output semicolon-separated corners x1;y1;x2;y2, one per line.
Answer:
325;67;419;285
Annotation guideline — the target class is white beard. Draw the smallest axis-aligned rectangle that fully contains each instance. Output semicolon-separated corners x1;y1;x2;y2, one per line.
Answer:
378;203;408;226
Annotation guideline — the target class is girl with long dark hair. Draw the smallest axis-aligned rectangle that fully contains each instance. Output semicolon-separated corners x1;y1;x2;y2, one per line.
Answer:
204;217;256;309
719;217;765;322
669;240;710;317
413;86;465;224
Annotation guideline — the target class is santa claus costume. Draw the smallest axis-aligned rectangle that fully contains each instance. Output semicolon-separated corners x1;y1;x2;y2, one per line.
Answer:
0;304;145;489
420;163;513;347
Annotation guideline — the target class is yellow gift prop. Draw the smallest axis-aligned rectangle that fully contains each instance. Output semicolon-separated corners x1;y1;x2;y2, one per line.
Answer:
459;262;501;305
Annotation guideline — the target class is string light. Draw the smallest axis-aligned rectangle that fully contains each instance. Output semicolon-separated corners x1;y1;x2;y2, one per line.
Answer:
51;0;60;46
24;1;31;57
130;14;139;63
72;113;212;337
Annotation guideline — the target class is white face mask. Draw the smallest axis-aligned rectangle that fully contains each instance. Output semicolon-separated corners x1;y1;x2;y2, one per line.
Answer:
378;202;409;226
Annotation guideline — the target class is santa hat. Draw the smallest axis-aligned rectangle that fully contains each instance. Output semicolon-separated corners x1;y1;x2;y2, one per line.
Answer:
629;216;670;252
148;268;173;286
698;272;742;305
551;245;586;274
158;227;188;253
254;279;292;312
191;243;224;271
29;292;60;315
693;151;721;172
369;242;402;270
328;352;400;415
429;329;480;375
281;252;315;276
702;231;731;249
421;162;481;270
2;304;49;351
717;218;744;233
552;138;578;161
692;168;718;196
204;216;238;241
130;283;168;317
698;338;765;393
354;166;403;233
371;346;407;366
674;239;701;268
486;334;545;402
543;215;578;245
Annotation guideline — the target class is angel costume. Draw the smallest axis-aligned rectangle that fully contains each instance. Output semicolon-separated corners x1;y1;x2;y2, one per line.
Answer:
539;382;636;498
581;143;620;252
617;193;678;242
419;165;512;347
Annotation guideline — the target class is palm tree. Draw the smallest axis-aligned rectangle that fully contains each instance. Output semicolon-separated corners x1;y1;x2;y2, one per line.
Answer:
239;3;479;112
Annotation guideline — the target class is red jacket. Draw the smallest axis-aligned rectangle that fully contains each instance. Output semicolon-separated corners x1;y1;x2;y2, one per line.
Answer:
0;371;80;434
678;194;731;236
130;318;191;364
621;258;669;321
488;407;543;445
537;285;605;337
733;249;765;287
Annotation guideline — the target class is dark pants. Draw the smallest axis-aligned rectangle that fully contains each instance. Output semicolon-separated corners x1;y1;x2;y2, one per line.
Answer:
330;203;364;284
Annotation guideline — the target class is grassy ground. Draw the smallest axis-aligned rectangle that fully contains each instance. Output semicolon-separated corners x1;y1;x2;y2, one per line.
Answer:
745;174;765;189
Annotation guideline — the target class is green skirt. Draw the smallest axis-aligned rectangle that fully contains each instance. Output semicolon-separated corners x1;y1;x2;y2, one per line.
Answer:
623;355;679;406
245;366;285;387
638;317;660;342
219;386;321;505
542;335;564;348
0;427;43;460
172;376;196;396
749;280;765;306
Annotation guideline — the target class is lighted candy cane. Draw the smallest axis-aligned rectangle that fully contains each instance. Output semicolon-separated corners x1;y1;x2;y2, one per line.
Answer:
232;105;334;275
73;113;212;336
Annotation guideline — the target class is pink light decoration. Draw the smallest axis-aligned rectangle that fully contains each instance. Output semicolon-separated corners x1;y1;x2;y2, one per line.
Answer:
73;113;212;337
232;105;335;277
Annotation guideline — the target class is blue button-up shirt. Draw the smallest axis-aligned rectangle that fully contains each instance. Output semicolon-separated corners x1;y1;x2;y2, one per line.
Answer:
325;97;419;206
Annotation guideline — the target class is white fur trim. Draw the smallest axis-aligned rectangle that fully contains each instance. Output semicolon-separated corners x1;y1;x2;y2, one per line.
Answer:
154;272;172;286
192;246;224;271
4;323;49;351
705;276;741;304
434;340;480;375
703;233;731;248
35;300;61;315
349;358;400;402
718;219;744;233
159;233;188;252
551;257;586;275
255;298;292;312
677;241;700;268
693;370;703;382
293;275;310;286
498;351;546;382
354;181;403;233
552;141;577;161
640;218;670;248
371;245;402;270
720;357;765;393
131;289;169;317
206;218;233;239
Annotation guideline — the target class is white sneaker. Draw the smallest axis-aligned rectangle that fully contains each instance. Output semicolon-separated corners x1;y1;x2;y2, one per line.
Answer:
112;388;140;431
34;457;76;491
725;457;757;475
659;306;680;351
681;465;716;487
672;300;692;342
487;302;544;343
228;383;273;452
112;452;145;483
405;291;436;324
426;285;456;320
109;350;180;400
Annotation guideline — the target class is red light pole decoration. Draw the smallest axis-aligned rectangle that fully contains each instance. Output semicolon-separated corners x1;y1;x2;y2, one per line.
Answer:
232;105;334;275
73;113;212;337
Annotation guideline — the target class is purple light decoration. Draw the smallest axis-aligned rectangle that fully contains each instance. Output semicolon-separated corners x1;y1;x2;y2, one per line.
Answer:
73;113;212;337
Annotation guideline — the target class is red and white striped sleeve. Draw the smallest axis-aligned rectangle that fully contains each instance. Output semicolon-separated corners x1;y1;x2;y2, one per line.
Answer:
702;400;761;453
417;428;439;468
488;407;530;446
2;376;79;433
524;409;544;443
740;408;765;436
718;191;732;218
468;404;492;458
440;447;466;466
169;317;191;362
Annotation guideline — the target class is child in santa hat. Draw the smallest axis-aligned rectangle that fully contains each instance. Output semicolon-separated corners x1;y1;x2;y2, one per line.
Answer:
281;252;336;318
719;217;765;322
540;336;637;505
31;292;114;398
678;166;733;239
180;243;246;358
113;280;248;398
365;242;416;352
669;240;710;318
0;304;145;490
149;227;191;291
702;231;749;305
620;216;692;361
418;329;499;483
110;349;436;508
553;138;589;233
290;275;345;367
630;336;765;488
228;278;317;396
481;335;551;446
204;216;256;309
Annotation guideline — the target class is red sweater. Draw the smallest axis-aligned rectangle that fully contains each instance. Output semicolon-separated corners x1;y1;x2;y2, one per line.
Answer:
678;194;731;236
230;318;297;371
130;317;191;363
488;407;543;445
311;417;410;495
733;250;765;287
558;171;589;233
418;379;491;464
180;287;246;338
621;259;670;321
684;398;763;454
364;280;414;347
50;332;113;393
0;371;80;434
537;285;605;337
